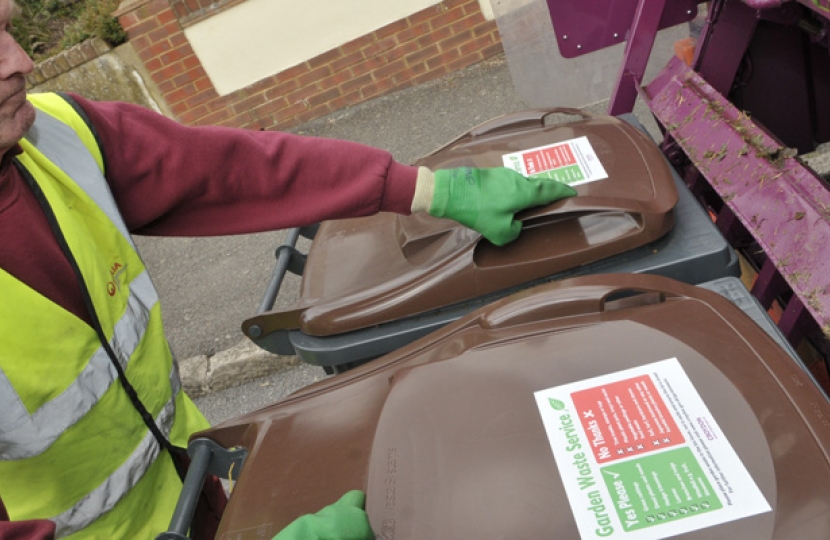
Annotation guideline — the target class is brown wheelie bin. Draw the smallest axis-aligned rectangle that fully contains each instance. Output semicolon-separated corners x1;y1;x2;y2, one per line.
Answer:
199;273;830;539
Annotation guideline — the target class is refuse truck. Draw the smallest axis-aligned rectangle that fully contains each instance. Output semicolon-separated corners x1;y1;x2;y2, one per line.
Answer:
159;0;830;538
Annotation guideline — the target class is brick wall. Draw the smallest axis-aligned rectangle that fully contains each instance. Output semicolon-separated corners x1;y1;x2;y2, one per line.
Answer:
27;39;113;84
115;0;503;130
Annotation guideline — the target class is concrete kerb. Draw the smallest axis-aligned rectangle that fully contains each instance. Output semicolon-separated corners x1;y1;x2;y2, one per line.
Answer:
179;340;300;398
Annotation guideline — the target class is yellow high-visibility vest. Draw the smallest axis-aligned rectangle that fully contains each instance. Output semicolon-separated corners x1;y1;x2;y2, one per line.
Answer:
0;93;209;538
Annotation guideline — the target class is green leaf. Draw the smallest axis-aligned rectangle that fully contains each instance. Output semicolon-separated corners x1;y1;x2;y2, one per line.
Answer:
548;398;565;411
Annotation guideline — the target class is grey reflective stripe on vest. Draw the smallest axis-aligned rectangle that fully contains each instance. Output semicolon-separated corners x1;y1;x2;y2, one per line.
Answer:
24;106;135;247
52;365;181;538
0;271;180;460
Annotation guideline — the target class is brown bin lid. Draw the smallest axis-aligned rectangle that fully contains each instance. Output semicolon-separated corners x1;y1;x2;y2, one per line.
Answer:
245;110;678;338
205;274;830;539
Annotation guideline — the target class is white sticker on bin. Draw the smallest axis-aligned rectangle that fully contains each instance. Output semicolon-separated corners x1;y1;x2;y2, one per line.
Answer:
534;358;771;540
502;136;608;186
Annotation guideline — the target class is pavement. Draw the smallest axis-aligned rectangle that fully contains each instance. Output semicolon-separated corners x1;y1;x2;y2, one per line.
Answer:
135;53;830;403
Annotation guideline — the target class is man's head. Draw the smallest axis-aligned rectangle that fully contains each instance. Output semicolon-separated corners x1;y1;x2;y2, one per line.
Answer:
0;0;33;156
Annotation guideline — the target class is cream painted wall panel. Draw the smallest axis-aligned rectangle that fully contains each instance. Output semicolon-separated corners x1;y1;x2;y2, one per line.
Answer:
186;0;443;96
478;0;494;20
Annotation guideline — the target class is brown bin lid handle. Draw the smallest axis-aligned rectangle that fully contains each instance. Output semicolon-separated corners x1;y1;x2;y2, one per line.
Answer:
469;108;594;138
482;273;690;330
430;108;598;155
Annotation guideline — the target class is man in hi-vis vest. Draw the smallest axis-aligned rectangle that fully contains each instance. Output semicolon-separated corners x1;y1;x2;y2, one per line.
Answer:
0;1;576;538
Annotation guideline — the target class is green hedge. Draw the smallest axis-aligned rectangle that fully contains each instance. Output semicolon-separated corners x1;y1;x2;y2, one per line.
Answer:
12;0;126;61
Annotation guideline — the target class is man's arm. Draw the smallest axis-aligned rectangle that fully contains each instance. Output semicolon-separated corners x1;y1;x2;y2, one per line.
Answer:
69;94;419;237
69;94;576;245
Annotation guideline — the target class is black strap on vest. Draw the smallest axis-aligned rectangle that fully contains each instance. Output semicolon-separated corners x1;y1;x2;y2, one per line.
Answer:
15;161;188;482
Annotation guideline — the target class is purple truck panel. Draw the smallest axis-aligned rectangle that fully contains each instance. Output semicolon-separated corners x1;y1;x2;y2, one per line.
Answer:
545;0;698;58
643;56;830;336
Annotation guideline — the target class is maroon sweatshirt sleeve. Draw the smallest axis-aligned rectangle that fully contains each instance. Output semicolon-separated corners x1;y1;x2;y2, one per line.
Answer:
68;94;418;236
0;500;55;540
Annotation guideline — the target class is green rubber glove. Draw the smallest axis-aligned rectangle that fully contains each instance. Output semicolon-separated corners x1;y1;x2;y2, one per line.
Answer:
411;167;577;246
271;490;373;540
